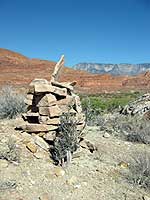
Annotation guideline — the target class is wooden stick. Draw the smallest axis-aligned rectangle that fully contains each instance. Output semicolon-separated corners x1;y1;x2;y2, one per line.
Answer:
51;55;65;82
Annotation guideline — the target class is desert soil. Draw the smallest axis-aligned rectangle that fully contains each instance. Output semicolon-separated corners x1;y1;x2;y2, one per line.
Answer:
0;118;150;200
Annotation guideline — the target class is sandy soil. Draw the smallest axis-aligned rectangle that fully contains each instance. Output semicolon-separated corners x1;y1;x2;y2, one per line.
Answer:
0;118;150;200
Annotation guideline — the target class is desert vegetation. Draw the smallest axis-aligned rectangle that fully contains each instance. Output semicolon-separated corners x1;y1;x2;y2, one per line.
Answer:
126;150;150;190
1;88;150;199
51;112;81;166
80;92;150;193
0;86;26;119
80;92;141;125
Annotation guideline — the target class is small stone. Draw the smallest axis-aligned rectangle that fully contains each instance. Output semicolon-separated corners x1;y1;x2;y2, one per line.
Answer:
103;132;110;138
34;151;44;159
80;140;88;149
37;132;46;137
0;159;9;168
54;167;65;177
82;182;88;186
118;161;129;168
34;135;50;151
143;195;150;200
39;193;50;200
26;142;37;153
74;184;81;189
43;131;56;141
66;176;77;185
72;147;83;158
80;140;96;152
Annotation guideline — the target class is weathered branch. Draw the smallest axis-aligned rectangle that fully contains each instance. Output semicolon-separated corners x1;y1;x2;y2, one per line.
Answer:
51;55;65;82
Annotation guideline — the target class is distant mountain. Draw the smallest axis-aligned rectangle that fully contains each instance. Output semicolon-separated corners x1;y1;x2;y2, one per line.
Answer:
72;63;150;76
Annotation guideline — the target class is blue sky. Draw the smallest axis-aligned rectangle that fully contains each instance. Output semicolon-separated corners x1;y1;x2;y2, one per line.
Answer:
0;0;150;66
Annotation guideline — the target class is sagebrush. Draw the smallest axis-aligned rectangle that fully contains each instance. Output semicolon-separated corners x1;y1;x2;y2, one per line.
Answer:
0;138;20;163
0;86;26;119
126;151;150;190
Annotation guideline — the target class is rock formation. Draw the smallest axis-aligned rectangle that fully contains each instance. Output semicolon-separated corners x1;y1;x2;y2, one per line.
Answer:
121;93;150;116
22;55;85;165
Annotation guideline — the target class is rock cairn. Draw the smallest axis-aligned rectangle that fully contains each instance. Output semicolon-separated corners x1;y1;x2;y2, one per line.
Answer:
121;93;150;116
22;55;85;160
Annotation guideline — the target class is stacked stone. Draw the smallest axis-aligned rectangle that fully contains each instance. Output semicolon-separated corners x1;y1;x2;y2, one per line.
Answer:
23;78;85;142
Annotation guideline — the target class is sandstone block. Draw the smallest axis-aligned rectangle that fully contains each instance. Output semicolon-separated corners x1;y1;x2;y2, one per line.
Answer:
51;81;74;91
39;107;50;116
58;105;70;113
46;117;60;125
43;131;56;141
28;79;49;93
37;94;56;107
23;112;39;123
34;135;50;151
39;116;49;124
26;112;39;117
39;105;62;117
57;95;74;106
52;86;67;97
34;83;54;93
26;142;37;153
25;124;58;133
49;105;62;117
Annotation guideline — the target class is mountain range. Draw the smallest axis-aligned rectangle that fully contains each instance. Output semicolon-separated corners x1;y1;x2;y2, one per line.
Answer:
73;63;150;76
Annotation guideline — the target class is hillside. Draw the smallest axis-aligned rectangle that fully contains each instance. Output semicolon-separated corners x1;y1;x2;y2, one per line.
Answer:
73;63;150;76
1;48;150;94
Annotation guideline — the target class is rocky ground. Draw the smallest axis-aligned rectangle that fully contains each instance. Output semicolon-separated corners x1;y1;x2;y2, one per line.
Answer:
0;117;150;200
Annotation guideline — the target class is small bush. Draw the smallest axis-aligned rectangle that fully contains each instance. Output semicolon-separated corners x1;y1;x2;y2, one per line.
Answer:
126;151;150;189
81;96;102;126
0;138;20;163
116;116;150;144
0;86;26;119
51;113;80;166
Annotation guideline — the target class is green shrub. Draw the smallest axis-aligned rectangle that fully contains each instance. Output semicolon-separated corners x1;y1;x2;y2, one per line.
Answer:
0;86;26;119
81;92;141;113
80;92;141;126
